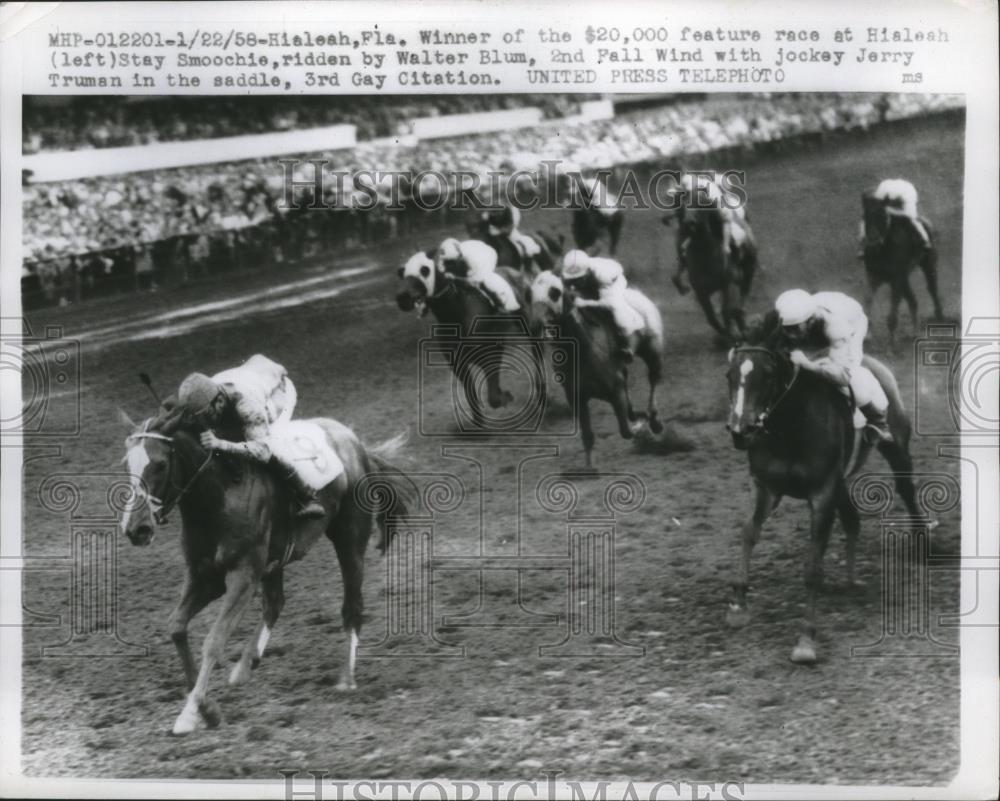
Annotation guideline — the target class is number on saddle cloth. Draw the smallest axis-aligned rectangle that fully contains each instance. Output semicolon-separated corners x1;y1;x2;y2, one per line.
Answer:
267;421;345;491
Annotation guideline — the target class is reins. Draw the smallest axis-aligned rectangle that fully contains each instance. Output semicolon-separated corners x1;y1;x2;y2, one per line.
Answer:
126;429;214;525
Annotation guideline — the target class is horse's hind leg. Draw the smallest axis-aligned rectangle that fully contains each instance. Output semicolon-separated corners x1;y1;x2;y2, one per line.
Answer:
920;248;945;320
792;484;837;664
887;283;903;350
229;569;285;686
330;509;370;691
695;292;729;340
835;481;863;587
173;561;257;735
579;400;597;471
727;480;779;628
900;277;919;337
639;342;664;434
875;438;925;522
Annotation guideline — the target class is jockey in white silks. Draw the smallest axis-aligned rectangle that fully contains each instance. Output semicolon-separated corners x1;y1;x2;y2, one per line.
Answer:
489;204;542;262
178;354;340;573
773;289;892;444
671;172;747;294
864;178;932;250
561;249;645;361
435;237;521;312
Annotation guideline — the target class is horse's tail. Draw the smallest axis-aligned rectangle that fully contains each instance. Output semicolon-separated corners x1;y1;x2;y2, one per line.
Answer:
862;355;912;452
363;431;419;553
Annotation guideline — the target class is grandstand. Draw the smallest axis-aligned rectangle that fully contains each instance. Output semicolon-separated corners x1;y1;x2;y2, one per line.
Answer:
21;92;964;308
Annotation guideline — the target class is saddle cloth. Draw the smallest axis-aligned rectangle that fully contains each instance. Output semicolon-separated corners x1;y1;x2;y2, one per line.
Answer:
266;420;345;490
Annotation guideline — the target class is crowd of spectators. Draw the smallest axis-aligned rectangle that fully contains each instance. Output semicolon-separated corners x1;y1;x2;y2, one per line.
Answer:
22;92;964;305
23;95;591;153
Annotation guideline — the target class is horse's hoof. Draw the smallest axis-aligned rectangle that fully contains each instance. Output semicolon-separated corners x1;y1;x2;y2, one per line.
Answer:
725;605;751;628
335;675;357;692
790;638;818;665
649;418;664;435
228;660;253;686
199;699;222;729
171;705;205;736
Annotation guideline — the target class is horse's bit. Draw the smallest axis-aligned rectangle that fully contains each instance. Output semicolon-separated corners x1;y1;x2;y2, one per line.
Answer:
126;431;214;525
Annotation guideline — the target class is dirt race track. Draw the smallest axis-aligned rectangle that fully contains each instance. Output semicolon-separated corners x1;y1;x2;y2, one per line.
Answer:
20;113;965;783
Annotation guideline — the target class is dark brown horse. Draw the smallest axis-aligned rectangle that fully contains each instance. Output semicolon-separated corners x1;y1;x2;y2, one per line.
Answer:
396;256;538;430
571;205;624;256
530;270;664;469
861;191;944;345
465;209;564;274
724;345;922;664
678;207;758;342
119;403;413;734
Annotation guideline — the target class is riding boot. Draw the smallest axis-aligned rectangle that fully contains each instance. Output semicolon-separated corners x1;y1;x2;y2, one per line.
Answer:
859;402;893;444
283;468;326;519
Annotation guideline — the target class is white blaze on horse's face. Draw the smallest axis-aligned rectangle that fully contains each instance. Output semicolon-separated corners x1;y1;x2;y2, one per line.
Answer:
121;437;152;538
731;358;754;432
402;252;435;297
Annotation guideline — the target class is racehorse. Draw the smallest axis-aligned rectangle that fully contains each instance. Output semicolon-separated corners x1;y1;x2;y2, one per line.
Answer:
676;206;758;342
396;255;538;430
724;345;923;664
571;204;624;256
465;209;564;274
119;401;414;735
530;270;664;469
861;191;945;344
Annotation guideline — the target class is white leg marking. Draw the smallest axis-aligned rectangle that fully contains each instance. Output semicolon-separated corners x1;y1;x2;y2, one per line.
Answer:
172;696;204;736
256;625;271;659
336;630;359;691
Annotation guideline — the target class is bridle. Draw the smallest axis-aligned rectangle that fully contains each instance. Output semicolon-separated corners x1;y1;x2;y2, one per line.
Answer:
126;428;214;525
731;346;800;431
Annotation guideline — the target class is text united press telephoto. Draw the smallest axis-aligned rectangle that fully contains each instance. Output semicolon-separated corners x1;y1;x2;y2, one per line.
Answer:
2;1;998;800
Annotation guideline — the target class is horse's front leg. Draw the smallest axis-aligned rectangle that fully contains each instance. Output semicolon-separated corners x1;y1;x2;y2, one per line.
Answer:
727;479;778;628
168;571;225;691
229;568;285;686
172;561;257;735
791;484;837;664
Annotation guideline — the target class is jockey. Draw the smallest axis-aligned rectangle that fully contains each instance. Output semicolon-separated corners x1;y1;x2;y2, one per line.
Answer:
670;172;746;294
177;355;326;520
772;289;893;444
863;178;932;251
560;249;645;361
435;237;520;312
487;204;542;268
